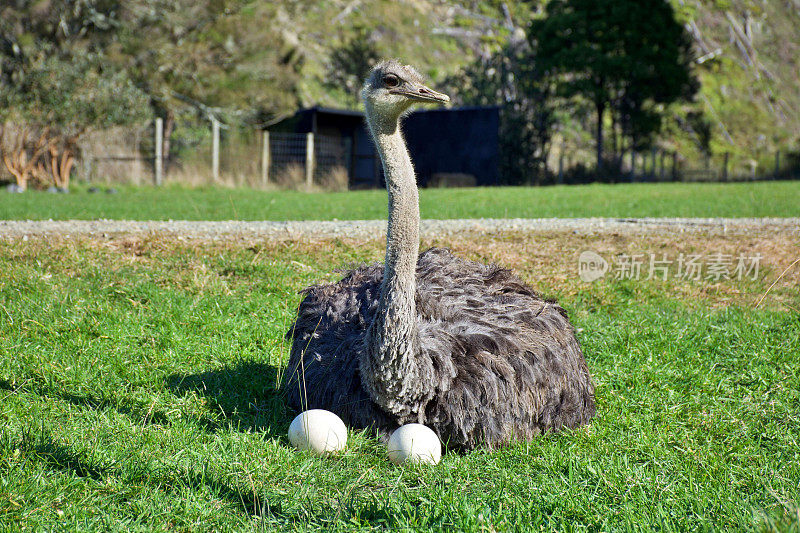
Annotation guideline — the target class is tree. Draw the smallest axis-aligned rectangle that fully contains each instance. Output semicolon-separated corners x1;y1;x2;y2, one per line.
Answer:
1;56;148;189
113;0;302;163
531;0;698;172
326;25;380;108
1;1;304;185
0;1;149;189
451;38;557;185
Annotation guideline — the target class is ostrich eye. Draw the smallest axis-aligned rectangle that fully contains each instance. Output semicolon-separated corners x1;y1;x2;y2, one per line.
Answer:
382;74;400;88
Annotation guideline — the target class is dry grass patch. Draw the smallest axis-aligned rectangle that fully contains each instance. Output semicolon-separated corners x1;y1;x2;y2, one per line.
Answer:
3;229;797;311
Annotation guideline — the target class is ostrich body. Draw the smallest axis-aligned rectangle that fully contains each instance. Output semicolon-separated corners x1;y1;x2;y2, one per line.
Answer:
285;61;595;450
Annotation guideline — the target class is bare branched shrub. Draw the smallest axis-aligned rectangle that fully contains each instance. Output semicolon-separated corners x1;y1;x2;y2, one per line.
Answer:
0;122;80;190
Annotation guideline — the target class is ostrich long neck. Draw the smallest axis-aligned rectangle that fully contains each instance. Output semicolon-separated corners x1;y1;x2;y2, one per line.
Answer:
360;108;423;418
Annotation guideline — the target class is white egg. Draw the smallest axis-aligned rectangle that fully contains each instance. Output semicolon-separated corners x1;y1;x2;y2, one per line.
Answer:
288;410;348;454
387;424;442;465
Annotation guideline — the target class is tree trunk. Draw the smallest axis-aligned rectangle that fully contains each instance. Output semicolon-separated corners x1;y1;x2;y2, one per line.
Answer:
595;98;605;174
610;105;618;161
610;105;619;183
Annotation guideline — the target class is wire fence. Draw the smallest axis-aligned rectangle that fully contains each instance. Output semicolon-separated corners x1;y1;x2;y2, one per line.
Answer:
551;147;797;185
73;123;352;191
268;132;306;188
5;118;795;190
264;132;350;190
218;127;260;186
78;125;153;186
313;134;351;189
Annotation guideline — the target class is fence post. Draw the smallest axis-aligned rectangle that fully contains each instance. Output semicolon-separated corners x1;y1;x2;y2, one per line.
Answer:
261;130;270;187
211;118;220;183
154;117;163;186
774;150;780;179
305;132;315;190
659;150;665;180
722;152;729;181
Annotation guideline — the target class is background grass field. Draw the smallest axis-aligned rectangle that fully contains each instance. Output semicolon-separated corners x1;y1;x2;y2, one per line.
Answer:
2;181;800;220
1;229;798;530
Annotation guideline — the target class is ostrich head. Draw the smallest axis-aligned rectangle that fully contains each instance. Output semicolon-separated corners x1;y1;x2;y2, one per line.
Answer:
362;60;449;126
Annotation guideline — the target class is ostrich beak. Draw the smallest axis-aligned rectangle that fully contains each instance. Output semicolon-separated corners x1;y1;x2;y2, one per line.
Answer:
390;83;450;104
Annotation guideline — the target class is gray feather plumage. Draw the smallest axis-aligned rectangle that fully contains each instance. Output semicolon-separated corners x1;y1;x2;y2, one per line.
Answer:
285;248;595;450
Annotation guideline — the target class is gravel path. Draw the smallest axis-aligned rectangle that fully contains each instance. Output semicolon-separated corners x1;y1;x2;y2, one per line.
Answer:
1;218;798;240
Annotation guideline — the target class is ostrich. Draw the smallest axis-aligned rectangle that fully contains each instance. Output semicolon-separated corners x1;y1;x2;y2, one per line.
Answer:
284;60;595;450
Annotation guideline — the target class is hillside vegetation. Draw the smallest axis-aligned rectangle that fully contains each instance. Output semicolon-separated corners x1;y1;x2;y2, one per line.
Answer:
669;0;800;166
285;0;799;173
1;1;798;188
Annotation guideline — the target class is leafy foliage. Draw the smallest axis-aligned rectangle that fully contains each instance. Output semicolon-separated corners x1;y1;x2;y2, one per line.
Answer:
1;1;798;183
112;1;302;124
0;1;149;189
531;0;699;169
451;37;557;185
0;0;149;127
326;25;380;107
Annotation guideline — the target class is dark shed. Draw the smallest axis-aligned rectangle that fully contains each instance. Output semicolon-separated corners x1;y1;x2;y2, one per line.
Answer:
404;106;500;187
266;105;499;188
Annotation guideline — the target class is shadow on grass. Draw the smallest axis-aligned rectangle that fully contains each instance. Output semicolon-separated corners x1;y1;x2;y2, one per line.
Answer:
16;427;283;518
4;378;398;525
0;377;215;431
20;430;111;482
1;361;290;438
17;427;398;526
165;360;290;440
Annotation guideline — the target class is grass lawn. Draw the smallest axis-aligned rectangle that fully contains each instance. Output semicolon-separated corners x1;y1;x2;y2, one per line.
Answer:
1;230;798;531
1;181;800;220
